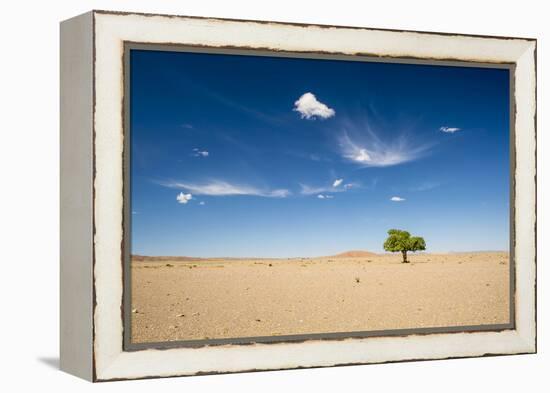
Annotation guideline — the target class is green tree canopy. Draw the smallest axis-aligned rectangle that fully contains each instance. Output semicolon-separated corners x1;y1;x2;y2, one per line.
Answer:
383;229;426;263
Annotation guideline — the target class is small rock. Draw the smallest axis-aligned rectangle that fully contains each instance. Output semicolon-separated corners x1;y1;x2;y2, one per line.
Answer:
177;314;185;317
132;308;138;313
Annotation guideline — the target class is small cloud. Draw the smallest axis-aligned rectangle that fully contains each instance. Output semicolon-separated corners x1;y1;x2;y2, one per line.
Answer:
199;201;205;205
293;92;335;120
181;123;194;129
317;194;334;199
132;211;139;215
343;183;354;190
177;192;193;204
332;178;343;187
390;196;405;202
439;126;461;133
193;148;209;157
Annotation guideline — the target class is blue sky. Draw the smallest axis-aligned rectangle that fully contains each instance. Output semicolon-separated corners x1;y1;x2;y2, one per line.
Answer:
130;49;510;257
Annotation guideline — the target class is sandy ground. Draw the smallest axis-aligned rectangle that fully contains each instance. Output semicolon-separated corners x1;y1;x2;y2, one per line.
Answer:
130;252;510;343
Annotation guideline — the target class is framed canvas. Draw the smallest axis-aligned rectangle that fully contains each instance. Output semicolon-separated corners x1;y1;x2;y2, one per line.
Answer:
60;10;537;382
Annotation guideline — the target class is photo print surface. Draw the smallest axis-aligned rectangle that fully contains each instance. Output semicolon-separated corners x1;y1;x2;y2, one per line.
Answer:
127;47;512;346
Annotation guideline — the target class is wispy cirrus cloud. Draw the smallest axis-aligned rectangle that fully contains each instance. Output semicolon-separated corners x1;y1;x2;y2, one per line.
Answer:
390;196;406;202
162;180;290;198
439;126;461;133
317;194;334;199
300;183;343;196
338;121;433;167
299;184;330;195
294;92;335;120
299;180;359;197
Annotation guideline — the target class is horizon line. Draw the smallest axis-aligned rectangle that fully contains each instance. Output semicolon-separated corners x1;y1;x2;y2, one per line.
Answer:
131;249;510;260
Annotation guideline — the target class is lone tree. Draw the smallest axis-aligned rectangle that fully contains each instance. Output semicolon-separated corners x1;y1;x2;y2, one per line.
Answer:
383;229;426;263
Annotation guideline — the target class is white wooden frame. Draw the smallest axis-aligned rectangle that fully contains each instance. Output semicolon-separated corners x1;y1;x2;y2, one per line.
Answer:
60;10;536;382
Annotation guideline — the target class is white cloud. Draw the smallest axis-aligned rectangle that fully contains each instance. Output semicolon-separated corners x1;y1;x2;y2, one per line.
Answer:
293;92;335;120
339;130;431;167
390;196;405;202
354;149;371;162
439;126;461;133
193;148;209;157
181;123;193;129
163;180;290;198
317;194;334;199
177;192;192;204
199;201;205;205
332;178;343;187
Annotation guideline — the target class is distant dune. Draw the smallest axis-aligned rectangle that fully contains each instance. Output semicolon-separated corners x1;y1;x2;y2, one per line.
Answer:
329;250;378;258
132;255;202;262
133;251;381;262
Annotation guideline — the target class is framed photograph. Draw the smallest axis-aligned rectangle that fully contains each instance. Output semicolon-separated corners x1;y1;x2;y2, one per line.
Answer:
60;10;537;381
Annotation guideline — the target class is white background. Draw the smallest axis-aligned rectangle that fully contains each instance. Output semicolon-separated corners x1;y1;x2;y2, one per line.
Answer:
0;0;546;391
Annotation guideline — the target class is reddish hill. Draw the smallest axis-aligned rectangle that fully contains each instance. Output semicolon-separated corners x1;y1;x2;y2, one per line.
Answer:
330;250;378;258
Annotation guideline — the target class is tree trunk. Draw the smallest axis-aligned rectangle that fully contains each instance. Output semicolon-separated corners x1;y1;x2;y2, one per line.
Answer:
401;250;408;263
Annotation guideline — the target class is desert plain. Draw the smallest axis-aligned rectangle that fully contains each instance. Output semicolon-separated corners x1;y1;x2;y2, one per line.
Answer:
130;251;510;344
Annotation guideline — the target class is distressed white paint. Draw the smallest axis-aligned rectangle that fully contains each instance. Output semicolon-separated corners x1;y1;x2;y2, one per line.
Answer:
92;11;536;381
60;11;94;381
